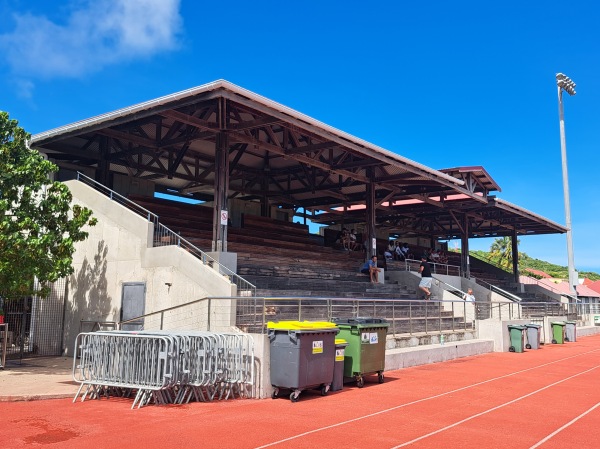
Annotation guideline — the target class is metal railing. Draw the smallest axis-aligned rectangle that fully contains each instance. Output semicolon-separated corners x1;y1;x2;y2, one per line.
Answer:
235;296;477;336
520;275;578;302
396;258;461;276
475;278;523;302
75;172;255;296
117;294;599;345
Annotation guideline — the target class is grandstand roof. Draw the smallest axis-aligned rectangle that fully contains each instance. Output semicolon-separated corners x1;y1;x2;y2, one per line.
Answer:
29;79;566;240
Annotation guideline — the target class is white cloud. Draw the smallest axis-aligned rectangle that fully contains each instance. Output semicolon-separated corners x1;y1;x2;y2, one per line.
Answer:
0;0;183;79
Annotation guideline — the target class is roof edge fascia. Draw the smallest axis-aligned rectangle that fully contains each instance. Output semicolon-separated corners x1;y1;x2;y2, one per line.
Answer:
30;79;464;188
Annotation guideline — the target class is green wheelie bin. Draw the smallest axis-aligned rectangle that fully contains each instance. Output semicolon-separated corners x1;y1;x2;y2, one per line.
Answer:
507;324;526;352
332;317;389;387
551;321;566;344
268;321;339;402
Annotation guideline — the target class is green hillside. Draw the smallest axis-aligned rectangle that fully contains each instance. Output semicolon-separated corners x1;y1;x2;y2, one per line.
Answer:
470;250;600;281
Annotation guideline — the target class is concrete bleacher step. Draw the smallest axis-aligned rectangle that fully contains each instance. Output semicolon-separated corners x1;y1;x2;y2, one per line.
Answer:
247;275;415;298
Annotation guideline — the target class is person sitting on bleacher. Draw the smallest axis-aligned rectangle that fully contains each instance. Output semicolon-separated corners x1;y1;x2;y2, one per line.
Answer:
438;250;448;264
401;242;412;259
340;228;350;250
387;241;396;258
394;242;405;260
348;229;358;251
361;255;381;283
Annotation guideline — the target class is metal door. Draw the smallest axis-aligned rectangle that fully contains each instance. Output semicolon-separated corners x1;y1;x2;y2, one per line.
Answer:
120;283;146;331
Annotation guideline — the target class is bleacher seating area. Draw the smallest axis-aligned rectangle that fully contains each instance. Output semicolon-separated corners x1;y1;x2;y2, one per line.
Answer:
127;195;482;333
129;195;414;300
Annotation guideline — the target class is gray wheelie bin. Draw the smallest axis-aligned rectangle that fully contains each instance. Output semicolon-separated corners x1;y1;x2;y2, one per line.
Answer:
565;321;577;342
331;338;348;392
268;321;338;402
525;323;541;349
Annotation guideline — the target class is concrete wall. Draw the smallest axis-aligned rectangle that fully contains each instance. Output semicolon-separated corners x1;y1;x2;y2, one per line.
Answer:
62;180;235;355
477;318;532;352
385;339;494;370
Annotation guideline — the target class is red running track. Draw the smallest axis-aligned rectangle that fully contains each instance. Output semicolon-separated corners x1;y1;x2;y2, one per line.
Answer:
2;334;600;449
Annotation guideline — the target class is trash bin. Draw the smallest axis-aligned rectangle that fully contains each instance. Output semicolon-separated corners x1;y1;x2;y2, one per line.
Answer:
525;323;542;350
507;324;526;352
551;321;566;344
331;339;348;392
332;317;389;387
268;321;338;402
565;321;577;342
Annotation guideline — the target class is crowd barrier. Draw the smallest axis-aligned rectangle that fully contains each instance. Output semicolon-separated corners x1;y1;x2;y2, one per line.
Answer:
72;330;254;408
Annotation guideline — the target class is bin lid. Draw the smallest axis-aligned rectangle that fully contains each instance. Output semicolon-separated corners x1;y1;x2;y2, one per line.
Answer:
551;321;566;325
565;321;577;324
267;320;338;331
525;323;541;328
507;325;526;330
332;317;389;326
335;338;348;346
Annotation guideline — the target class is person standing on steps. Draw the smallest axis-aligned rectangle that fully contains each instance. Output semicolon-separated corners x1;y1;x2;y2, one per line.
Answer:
419;255;433;299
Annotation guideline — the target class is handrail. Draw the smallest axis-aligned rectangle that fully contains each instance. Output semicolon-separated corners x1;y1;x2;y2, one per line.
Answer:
475;278;523;302
520;275;578;302
119;296;211;330
468;252;580;302
400;258;462;276
75;172;256;296
433;276;467;299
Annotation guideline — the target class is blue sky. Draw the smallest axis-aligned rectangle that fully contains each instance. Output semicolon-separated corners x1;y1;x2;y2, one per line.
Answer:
1;0;599;273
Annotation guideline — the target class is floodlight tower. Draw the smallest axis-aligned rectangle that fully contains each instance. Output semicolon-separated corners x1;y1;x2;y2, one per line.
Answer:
556;72;578;296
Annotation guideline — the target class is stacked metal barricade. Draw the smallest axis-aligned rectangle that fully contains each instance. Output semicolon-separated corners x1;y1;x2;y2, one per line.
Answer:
72;330;254;408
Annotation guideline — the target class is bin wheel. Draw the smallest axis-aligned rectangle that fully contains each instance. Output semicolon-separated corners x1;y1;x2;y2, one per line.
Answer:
552;339;557;344
271;388;279;399
320;385;328;396
509;346;515;352
525;344;531;349
356;376;365;388
290;392;299;403
565;337;570;342
378;372;385;384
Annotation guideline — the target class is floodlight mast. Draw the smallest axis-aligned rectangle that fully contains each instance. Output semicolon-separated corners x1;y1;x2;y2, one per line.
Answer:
556;72;577;297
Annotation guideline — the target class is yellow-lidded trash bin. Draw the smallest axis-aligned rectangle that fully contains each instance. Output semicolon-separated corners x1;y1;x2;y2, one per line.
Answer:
268;321;338;402
332;339;348;392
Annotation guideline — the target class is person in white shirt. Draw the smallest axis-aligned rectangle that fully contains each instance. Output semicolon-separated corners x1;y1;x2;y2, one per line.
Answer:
464;288;475;302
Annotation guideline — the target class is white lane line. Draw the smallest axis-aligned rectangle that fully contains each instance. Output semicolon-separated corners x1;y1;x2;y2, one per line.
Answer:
390;364;600;448
253;348;600;449
528;401;600;449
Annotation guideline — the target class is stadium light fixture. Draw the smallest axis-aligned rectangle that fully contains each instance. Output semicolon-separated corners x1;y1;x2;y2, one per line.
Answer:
556;72;578;296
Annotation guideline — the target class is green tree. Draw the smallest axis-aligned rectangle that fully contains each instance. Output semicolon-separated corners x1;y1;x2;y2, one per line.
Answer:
0;111;96;299
490;236;520;270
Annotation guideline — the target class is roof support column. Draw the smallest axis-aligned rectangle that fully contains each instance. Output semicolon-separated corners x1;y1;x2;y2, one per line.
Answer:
365;168;376;260
461;214;470;278
511;230;519;283
212;131;229;252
